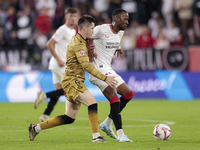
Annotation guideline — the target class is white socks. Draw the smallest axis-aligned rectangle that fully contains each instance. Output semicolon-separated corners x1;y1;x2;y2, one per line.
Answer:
104;117;125;138
103;117;113;126
117;129;125;138
34;124;41;133
92;132;100;139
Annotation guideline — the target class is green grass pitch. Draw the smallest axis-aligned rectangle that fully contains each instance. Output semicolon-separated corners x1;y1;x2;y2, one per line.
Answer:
0;100;200;150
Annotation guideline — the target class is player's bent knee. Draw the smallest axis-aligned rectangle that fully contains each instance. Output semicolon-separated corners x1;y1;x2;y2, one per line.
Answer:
55;96;60;101
110;96;120;104
88;103;97;112
123;90;135;99
62;115;75;124
87;98;97;106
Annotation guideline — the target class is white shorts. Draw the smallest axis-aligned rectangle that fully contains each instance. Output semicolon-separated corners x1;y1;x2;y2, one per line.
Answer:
51;68;65;84
89;68;124;92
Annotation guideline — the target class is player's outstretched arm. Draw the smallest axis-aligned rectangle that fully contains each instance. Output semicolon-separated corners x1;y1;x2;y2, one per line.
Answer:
75;46;109;82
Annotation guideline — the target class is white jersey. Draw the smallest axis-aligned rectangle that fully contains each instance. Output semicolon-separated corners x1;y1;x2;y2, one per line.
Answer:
48;24;76;70
90;24;124;69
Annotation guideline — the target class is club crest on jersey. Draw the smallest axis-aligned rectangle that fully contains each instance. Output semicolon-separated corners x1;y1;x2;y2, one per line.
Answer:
105;35;109;38
119;34;122;39
79;50;85;56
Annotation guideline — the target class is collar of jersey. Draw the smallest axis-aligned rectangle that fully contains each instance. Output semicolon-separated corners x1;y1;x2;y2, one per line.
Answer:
77;33;86;41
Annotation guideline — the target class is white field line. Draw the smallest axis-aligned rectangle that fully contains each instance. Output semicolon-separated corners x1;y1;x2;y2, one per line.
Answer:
0;118;176;133
78;117;176;125
123;119;176;125
0;125;150;133
0;117;176;125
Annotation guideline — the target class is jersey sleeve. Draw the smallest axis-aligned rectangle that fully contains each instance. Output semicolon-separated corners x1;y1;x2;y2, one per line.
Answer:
51;27;65;43
74;44;107;81
90;25;102;39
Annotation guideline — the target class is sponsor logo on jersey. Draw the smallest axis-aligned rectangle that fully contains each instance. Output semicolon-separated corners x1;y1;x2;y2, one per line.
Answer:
106;42;120;49
79;50;85;56
105;35;109;38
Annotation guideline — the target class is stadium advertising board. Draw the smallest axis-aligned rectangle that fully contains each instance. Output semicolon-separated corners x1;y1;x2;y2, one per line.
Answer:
0;71;199;102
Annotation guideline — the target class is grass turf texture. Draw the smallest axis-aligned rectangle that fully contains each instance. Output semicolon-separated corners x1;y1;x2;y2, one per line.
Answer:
0;100;200;150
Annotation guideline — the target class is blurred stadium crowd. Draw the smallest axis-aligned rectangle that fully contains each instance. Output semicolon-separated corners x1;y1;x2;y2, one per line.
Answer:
0;0;200;71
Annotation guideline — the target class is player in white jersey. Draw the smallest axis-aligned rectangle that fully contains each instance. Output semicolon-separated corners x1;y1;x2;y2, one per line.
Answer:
88;9;135;142
34;8;77;122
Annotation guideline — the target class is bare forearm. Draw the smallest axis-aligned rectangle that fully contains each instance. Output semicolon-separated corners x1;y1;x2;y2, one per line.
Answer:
46;39;60;61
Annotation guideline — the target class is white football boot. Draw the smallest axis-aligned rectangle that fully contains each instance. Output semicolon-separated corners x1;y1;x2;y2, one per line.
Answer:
116;135;133;142
99;122;117;139
34;91;47;109
39;115;50;122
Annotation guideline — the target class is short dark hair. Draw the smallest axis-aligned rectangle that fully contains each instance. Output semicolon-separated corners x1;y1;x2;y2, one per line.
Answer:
65;7;77;15
78;15;95;30
112;8;127;19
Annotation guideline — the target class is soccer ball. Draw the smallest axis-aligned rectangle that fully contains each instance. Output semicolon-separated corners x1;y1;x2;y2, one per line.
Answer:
153;124;171;140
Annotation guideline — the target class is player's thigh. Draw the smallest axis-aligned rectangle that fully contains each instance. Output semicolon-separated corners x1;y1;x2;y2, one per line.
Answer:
65;100;80;119
76;90;97;107
54;83;62;90
103;70;127;99
89;69;125;92
110;70;125;88
117;82;132;96
109;70;131;95
89;73;108;92
103;86;118;100
51;68;65;85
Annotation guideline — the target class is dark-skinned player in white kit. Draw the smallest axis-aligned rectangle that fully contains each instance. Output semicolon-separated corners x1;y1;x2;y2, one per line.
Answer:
88;8;135;142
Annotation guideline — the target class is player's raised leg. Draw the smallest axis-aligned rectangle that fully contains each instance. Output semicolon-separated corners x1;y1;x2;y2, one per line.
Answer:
34;89;65;109
28;100;77;141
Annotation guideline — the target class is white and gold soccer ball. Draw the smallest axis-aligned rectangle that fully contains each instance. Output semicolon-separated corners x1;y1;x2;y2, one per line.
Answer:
153;124;171;140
